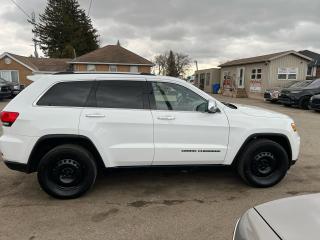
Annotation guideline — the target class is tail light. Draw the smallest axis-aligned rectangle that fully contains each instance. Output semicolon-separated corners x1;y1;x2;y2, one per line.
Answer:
1;111;19;126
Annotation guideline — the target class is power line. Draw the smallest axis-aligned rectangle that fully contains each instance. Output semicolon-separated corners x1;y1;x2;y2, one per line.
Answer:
9;0;31;20
88;0;93;15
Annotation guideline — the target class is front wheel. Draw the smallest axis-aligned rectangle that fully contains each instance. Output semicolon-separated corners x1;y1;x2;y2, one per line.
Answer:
299;97;310;110
237;139;289;187
37;144;97;199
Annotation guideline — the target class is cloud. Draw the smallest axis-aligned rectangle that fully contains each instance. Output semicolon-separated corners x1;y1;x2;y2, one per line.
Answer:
1;0;320;71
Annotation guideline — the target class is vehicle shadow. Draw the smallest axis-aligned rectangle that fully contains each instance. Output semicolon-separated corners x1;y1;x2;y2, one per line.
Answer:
91;166;249;201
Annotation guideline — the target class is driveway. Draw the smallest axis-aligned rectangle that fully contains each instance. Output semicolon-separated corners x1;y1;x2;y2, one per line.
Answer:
0;96;319;240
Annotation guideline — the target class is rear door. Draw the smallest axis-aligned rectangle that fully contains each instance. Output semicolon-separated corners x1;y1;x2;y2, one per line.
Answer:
79;78;154;167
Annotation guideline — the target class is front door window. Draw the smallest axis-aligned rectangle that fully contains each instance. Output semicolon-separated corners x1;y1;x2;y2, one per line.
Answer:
151;82;207;112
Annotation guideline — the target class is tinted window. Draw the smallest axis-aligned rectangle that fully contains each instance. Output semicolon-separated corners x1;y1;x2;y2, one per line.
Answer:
305;79;320;89
95;81;145;109
37;81;93;107
151;82;207;112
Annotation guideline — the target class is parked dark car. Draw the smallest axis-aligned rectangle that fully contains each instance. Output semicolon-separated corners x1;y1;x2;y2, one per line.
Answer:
263;81;306;102
0;78;24;99
310;94;320;112
278;79;320;109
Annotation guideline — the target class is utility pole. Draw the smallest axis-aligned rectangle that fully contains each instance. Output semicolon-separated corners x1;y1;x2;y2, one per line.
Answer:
28;11;39;58
194;60;198;71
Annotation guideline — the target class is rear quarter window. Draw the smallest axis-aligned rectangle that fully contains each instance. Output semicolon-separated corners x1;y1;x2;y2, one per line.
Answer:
37;81;93;107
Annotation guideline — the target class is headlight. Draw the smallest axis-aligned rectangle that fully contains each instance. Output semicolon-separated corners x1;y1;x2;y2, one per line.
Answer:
291;122;297;132
290;91;301;94
13;85;19;90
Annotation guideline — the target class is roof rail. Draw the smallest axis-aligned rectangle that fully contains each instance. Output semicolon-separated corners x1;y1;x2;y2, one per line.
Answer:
53;71;155;76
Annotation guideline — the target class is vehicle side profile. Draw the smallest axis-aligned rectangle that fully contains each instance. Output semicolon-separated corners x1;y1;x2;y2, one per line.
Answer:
279;79;320;109
0;73;300;199
264;80;311;102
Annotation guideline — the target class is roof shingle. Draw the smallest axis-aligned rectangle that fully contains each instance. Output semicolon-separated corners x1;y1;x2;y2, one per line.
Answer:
219;50;311;67
8;53;70;72
70;45;154;65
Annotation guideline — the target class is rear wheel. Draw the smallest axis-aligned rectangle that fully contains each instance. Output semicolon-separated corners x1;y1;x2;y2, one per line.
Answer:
37;144;97;199
237;139;289;187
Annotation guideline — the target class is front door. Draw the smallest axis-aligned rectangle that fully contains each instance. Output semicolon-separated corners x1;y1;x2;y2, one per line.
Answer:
237;67;245;88
79;79;154;167
150;81;229;165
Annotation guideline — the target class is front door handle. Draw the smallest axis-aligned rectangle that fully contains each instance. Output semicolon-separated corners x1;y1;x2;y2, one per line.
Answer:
85;113;106;118
157;116;175;120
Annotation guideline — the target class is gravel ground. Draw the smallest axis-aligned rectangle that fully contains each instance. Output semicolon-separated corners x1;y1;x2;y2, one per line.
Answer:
0;96;319;240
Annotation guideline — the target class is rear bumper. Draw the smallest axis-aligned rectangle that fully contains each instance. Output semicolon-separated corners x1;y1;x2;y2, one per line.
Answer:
3;160;29;173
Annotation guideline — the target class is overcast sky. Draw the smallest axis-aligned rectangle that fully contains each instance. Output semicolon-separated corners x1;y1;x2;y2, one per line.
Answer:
1;0;320;71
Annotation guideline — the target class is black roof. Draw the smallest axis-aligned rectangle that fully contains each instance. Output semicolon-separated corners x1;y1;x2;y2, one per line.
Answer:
299;50;320;66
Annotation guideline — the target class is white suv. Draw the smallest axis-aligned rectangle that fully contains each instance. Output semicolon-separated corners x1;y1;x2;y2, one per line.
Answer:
0;73;300;199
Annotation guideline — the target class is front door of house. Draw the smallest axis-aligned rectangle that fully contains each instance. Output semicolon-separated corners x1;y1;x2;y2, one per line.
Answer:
237;67;245;88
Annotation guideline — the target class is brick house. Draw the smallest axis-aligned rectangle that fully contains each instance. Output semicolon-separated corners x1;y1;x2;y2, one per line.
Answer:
0;44;154;86
69;44;154;73
0;52;70;86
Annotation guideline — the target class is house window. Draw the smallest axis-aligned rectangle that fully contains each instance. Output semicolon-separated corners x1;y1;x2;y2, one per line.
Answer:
251;68;262;80
109;65;117;72
205;73;210;86
0;70;19;83
87;64;96;71
278;68;298;80
130;66;139;73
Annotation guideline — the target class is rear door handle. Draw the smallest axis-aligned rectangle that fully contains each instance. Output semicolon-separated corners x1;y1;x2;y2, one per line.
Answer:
157;116;175;120
85;113;105;118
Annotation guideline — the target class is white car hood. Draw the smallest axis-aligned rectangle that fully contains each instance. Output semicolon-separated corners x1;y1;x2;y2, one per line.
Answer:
255;193;320;240
234;104;289;119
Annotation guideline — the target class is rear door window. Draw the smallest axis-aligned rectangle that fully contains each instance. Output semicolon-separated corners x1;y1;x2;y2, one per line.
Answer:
37;81;93;107
94;80;147;109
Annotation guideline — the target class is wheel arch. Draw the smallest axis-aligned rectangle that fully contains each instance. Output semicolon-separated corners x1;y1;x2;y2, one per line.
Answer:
231;133;292;167
27;134;105;173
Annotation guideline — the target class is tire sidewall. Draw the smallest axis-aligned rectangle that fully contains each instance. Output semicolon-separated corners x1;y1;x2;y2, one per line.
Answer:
37;145;97;199
239;140;289;187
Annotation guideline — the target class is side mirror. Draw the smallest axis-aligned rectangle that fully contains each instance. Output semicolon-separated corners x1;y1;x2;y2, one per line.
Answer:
208;100;220;113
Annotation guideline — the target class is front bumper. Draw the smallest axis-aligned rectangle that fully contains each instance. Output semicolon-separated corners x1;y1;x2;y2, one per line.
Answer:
278;94;298;105
3;160;29;173
310;101;320;110
0;91;12;99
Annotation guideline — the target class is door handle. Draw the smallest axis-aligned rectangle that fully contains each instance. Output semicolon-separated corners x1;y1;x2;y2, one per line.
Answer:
157;116;175;120
85;113;105;118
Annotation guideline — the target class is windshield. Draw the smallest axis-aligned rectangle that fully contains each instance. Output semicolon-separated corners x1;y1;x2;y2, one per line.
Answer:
289;81;312;88
305;79;320;89
0;78;8;84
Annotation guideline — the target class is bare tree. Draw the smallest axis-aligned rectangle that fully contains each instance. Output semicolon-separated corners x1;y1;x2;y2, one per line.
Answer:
175;53;191;77
154;51;191;78
154;54;167;75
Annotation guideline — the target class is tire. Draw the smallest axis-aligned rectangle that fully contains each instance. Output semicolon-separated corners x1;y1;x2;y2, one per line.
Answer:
237;139;289;188
299;97;310;110
283;104;291;107
37;144;97;199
